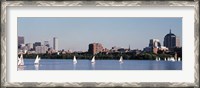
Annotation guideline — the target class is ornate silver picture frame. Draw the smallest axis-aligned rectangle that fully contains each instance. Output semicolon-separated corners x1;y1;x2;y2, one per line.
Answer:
1;1;199;87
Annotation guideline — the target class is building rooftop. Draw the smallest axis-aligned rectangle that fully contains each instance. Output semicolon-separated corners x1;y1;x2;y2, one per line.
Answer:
165;29;176;37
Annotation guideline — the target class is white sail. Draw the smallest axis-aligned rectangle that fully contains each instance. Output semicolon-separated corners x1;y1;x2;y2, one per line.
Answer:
178;57;181;61
169;57;172;61
34;55;40;64
17;56;21;66
91;56;95;63
34;55;38;63
171;57;175;62
156;57;159;61
18;56;20;61
158;57;160;61
21;54;24;65
73;56;77;64
18;54;24;66
119;56;123;63
24;50;27;54
164;58;167;61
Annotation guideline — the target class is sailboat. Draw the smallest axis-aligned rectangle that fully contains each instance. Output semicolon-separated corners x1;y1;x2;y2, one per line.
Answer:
17;57;20;64
34;55;41;65
164;58;167;61
17;54;22;66
119;56;123;63
171;57;175;62
156;57;159;61
158;57;160;61
73;56;77;64
18;54;24;66
91;56;95;63
24;50;27;54
178;57;181;61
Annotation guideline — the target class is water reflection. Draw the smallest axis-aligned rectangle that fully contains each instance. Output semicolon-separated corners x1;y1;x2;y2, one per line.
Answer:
21;59;182;70
73;63;77;70
91;63;95;70
17;66;25;71
34;64;39;70
119;63;123;70
150;61;160;70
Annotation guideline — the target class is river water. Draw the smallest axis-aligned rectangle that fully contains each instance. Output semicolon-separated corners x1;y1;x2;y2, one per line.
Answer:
18;59;182;70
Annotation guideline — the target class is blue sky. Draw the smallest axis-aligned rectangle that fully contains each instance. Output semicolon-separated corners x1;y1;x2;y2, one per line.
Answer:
18;17;182;51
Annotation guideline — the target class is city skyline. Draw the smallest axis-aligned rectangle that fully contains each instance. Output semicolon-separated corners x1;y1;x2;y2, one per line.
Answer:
18;17;182;51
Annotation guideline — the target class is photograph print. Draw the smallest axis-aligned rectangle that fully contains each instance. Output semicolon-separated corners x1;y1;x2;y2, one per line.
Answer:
17;17;182;70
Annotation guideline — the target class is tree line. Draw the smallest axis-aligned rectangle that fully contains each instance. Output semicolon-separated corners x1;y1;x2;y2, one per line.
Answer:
22;52;181;60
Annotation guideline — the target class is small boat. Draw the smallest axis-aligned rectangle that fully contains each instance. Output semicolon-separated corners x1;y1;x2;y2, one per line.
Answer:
91;56;95;63
158;57;160;61
17;57;20;64
18;54;24;66
164;58;167;61
156;57;159;61
119;56;123;63
167;57;170;61
24;50;27;54
178;57;181;61
34;55;41;65
73;56;77;64
171;57;175;62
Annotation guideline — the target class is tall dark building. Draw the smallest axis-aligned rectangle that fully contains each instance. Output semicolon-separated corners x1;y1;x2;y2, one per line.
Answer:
53;37;58;51
18;36;24;46
164;29;177;49
88;43;103;55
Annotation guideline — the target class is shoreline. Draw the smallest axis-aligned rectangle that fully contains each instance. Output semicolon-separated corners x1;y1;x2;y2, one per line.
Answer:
19;52;182;61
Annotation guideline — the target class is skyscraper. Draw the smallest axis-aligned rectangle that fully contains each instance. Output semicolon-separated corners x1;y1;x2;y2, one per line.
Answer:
88;43;103;55
18;36;24;46
149;39;161;48
144;39;161;54
176;37;180;47
53;37;58;51
164;29;177;49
